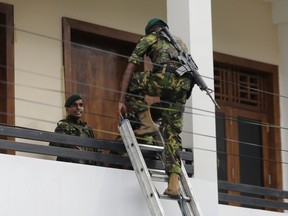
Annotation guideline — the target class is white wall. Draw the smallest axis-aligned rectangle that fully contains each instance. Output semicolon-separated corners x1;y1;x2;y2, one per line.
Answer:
212;0;279;64
0;154;218;216
1;154;286;216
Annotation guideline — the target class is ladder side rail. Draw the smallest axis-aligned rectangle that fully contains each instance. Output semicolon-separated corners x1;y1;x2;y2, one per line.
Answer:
118;119;165;216
180;162;204;216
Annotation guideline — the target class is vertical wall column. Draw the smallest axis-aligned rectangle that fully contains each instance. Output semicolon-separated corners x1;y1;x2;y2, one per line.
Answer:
167;0;217;182
269;0;288;191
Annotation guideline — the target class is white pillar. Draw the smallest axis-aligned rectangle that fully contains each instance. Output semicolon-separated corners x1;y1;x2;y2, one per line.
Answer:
167;2;219;215
268;0;288;192
166;3;219;215
167;0;217;182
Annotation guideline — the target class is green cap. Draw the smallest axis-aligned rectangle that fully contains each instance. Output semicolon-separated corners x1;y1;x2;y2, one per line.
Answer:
64;94;82;107
145;18;168;35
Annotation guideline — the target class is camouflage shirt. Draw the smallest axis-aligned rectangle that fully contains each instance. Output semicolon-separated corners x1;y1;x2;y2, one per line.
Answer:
128;30;188;67
50;115;98;165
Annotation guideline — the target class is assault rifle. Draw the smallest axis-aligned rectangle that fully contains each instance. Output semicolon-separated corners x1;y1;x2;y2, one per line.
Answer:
158;27;220;109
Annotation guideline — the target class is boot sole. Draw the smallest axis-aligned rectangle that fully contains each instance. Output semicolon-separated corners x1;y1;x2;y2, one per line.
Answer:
163;190;180;199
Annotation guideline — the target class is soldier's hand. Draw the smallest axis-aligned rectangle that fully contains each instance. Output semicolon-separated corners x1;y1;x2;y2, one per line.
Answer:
118;102;127;117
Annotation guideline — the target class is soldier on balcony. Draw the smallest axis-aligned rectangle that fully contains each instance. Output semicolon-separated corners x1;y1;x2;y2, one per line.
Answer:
50;94;99;165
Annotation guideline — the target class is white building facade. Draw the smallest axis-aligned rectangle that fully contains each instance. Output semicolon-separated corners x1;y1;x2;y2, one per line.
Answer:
0;0;287;215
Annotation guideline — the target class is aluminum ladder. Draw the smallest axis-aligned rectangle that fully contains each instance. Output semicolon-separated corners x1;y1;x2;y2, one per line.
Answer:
118;119;203;216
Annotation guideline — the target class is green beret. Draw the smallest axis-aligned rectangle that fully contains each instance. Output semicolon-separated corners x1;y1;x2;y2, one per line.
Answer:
64;94;82;107
145;18;168;35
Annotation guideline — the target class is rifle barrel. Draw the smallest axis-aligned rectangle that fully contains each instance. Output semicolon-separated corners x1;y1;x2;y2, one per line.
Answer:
205;90;221;109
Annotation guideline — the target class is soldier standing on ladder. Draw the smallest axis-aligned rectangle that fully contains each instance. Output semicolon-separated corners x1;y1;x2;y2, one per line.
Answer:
118;18;195;198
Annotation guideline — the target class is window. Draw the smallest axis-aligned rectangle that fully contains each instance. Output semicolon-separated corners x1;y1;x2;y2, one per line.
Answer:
214;52;282;194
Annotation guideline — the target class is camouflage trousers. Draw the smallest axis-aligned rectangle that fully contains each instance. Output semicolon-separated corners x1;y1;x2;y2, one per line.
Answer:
126;70;191;175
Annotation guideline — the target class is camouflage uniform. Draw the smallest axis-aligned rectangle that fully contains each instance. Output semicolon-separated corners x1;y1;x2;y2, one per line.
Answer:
50;115;98;165
126;31;194;175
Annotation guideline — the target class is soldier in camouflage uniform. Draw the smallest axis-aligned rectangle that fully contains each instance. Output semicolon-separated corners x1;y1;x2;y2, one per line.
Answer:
118;18;195;198
50;94;98;165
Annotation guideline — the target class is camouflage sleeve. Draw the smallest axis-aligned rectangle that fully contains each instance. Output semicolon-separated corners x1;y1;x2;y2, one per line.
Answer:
49;121;76;148
128;33;158;65
55;121;77;135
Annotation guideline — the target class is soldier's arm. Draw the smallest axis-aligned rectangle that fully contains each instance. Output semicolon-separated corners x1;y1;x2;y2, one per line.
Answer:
49;122;75;148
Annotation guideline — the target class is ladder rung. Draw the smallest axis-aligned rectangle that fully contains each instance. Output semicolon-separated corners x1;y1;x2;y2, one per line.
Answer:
151;175;168;182
139;143;164;152
181;196;191;202
149;169;168;182
149;169;166;176
159;194;191;202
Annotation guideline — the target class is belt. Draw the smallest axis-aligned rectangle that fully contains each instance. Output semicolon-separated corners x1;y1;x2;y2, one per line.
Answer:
152;63;180;74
